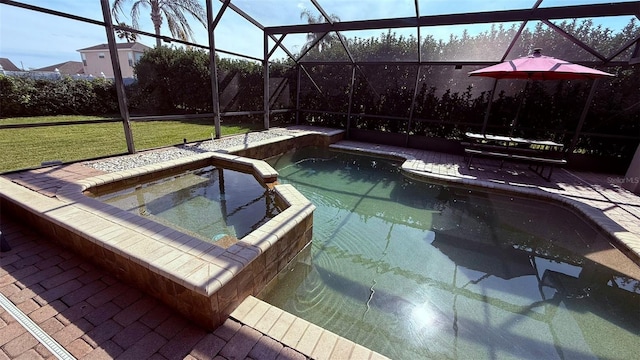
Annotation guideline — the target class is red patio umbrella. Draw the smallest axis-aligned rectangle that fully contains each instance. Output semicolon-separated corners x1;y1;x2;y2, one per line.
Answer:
469;48;615;80
469;48;615;136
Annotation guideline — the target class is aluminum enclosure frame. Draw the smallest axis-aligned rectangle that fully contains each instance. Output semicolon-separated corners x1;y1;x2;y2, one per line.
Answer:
1;0;638;156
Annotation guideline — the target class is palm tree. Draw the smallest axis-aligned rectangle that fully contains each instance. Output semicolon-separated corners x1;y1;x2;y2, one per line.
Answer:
111;0;207;48
300;9;340;54
115;22;137;43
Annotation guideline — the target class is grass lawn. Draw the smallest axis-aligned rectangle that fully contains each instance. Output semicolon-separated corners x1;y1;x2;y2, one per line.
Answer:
0;115;120;126
0;115;264;173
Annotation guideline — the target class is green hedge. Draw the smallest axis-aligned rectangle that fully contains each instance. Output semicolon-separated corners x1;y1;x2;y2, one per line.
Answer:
0;75;118;117
297;19;640;158
2;19;638;160
130;47;292;114
0;47;281;118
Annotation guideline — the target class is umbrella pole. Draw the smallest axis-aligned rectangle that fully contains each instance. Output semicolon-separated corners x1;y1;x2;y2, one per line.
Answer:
481;79;498;135
568;78;600;154
510;81;530;136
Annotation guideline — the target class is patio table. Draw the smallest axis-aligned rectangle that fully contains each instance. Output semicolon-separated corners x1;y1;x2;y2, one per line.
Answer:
464;132;564;150
463;132;567;181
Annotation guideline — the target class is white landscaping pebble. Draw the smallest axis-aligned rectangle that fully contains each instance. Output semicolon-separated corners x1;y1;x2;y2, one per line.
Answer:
84;128;295;173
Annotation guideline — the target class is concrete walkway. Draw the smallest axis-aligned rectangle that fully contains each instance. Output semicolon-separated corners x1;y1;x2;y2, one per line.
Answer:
1;128;639;359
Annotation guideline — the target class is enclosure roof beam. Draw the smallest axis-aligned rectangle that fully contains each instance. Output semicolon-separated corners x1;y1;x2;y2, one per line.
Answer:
1;0;104;26
541;20;607;62
225;0;300;64
295;32;330;62
268;34;287;59
222;0;264;30
3;0;210;50
296;60;629;67
211;0;230;30
310;0;334;25
414;0;421;63
265;2;640;35
216;0;297;63
500;0;543;61
309;0;356;64
606;33;640;63
270;35;300;64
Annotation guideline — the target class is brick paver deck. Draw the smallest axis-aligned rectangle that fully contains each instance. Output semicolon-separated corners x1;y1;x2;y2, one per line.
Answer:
1;127;639;359
0;215;315;359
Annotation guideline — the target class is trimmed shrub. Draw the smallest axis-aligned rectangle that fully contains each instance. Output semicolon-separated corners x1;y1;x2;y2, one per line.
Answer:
0;75;118;117
130;46;286;115
131;46;212;113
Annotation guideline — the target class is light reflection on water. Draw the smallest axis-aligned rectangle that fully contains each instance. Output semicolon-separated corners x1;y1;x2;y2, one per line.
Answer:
260;147;640;360
97;166;278;243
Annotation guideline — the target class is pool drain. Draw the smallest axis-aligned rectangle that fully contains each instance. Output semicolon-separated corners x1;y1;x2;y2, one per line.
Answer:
0;293;75;360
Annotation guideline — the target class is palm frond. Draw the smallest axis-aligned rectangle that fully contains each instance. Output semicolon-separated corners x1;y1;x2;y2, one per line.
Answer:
112;0;206;45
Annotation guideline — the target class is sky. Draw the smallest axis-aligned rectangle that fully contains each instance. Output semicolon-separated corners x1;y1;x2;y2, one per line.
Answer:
0;0;636;70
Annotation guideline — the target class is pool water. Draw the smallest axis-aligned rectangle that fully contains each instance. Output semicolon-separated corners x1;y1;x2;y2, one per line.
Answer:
97;166;279;246
260;147;640;360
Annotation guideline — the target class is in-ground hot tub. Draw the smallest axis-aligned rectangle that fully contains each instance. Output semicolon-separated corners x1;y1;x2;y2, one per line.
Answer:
93;165;281;249
2;151;315;330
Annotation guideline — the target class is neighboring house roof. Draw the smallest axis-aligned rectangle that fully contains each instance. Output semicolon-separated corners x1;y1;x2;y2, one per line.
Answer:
77;42;151;52
0;57;21;71
32;61;85;75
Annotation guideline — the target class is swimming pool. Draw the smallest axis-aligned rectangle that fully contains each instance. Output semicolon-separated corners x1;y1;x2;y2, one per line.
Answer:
260;146;640;360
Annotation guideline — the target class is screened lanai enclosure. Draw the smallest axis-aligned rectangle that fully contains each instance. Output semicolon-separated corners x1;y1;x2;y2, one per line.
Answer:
1;0;639;173
2;1;640;359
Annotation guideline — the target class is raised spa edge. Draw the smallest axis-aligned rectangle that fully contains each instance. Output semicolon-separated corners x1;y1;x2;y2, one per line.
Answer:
0;128;345;330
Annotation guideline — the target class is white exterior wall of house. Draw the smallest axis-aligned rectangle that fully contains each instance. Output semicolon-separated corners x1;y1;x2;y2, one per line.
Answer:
79;47;146;79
